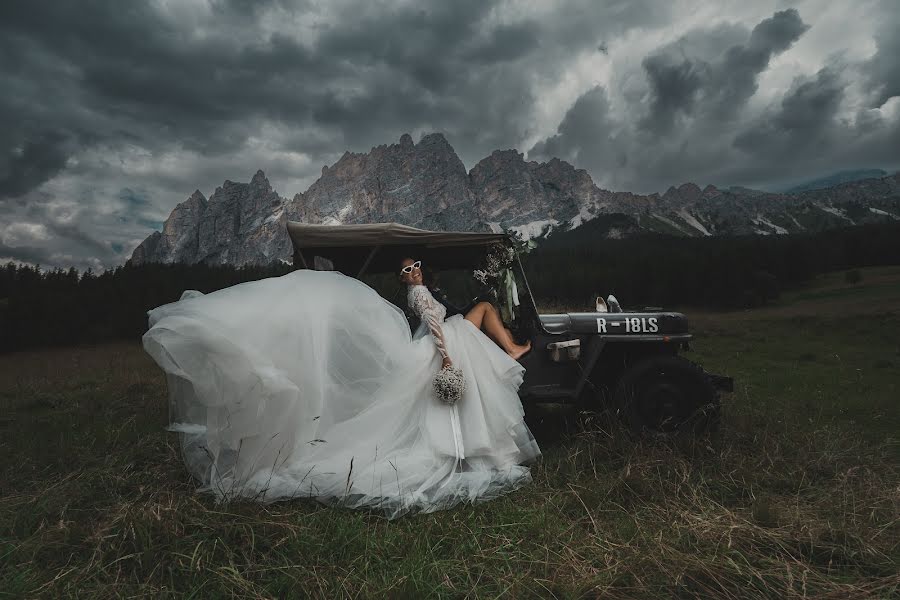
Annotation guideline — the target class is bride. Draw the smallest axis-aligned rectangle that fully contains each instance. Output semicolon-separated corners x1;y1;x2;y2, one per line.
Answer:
142;256;541;518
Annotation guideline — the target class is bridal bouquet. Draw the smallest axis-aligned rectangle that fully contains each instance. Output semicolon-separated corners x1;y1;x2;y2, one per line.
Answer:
473;232;536;323
433;365;466;405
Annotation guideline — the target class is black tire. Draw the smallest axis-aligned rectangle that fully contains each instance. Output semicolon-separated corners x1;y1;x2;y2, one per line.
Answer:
613;355;719;436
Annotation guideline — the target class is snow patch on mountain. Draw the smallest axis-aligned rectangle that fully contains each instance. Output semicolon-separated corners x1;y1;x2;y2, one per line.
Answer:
753;215;788;234
322;200;355;225
264;207;285;225
568;205;597;229
651;213;691;235
869;207;899;219
820;206;854;222
509;219;559;239
677;209;711;236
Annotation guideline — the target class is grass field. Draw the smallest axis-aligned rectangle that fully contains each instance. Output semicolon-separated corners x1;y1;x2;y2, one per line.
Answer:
1;267;898;598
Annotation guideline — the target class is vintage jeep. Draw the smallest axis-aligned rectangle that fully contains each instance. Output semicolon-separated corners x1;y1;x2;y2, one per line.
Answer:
287;221;733;435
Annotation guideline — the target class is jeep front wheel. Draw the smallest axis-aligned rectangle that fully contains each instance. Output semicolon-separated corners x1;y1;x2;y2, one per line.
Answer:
613;356;719;435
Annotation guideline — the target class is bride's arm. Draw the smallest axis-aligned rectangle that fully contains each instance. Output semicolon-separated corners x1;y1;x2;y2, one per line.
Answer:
410;287;452;368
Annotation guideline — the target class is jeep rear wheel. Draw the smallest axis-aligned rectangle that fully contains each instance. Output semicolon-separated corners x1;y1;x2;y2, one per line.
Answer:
614;356;719;435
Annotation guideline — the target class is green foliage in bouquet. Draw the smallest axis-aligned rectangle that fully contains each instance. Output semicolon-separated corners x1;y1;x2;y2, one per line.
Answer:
473;230;536;323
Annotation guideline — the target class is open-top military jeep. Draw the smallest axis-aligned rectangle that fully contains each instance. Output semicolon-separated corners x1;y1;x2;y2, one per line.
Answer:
287;221;733;435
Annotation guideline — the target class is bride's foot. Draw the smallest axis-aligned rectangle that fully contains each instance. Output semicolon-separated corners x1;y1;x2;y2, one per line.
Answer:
508;340;532;360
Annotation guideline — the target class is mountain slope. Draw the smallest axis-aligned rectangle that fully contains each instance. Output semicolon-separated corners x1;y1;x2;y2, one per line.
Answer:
783;169;889;193
130;133;900;266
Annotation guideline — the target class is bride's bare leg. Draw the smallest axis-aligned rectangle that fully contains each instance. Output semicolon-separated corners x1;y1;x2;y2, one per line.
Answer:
487;310;532;359
465;302;531;359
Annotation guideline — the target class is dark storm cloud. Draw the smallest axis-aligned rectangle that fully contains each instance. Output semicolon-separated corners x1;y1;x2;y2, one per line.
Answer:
776;68;846;132
317;0;494;84
862;0;900;107
0;133;71;198
1;0;470;178
639;9;808;133
734;67;846;156
529;86;623;170
0;0;677;269
212;0;307;18
1;0;897;269
0;240;53;265
0;0;666;205
0;0;331;201
304;0;671;160
712;9;811;115
774;68;845;136
531;6;900;193
44;221;111;256
461;21;541;64
639;53;707;134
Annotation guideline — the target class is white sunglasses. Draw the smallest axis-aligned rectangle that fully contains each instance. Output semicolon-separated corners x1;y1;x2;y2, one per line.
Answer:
400;260;422;274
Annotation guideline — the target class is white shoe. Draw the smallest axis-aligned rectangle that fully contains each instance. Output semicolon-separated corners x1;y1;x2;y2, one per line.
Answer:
595;296;608;312
607;295;622;313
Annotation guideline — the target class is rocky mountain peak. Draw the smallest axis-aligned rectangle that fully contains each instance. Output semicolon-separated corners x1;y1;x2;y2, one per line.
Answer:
470;149;527;176
418;132;452;148
678;183;703;199
469;148;608;235
284;133;475;229
249;170;275;201
250;169;269;186
535;157;593;186
728;186;766;196
654;182;705;205
130;135;900;268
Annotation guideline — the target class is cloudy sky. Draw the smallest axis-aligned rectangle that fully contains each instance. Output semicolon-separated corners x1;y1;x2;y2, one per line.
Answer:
1;0;898;270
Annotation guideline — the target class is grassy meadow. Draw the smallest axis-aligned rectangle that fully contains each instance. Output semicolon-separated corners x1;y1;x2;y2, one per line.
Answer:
1;267;898;598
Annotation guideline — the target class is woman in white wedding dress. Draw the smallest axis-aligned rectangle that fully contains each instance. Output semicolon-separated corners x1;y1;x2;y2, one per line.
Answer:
142;257;540;519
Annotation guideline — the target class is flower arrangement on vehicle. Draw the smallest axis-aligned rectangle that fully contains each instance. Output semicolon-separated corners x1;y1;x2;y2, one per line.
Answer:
473;232;536;323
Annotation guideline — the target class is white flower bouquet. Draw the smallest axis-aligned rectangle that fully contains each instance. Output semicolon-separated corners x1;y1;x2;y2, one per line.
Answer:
473;234;536;323
433;365;466;405
473;240;516;286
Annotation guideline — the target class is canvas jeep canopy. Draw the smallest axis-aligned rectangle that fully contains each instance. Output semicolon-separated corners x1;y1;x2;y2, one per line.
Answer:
286;221;510;276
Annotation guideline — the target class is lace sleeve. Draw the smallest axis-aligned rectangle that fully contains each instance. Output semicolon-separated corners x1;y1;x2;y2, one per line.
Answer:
410;286;449;360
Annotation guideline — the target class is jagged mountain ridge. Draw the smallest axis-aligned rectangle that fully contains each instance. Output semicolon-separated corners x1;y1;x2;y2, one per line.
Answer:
634;176;900;237
782;169;889;193
130;133;900;266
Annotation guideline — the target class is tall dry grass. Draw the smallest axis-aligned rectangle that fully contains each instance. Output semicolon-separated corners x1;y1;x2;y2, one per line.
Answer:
2;268;899;597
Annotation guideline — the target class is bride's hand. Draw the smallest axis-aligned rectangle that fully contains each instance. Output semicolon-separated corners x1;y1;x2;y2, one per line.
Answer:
441;357;453;370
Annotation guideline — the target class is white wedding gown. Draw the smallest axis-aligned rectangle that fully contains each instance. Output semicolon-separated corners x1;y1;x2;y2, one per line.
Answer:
142;269;540;518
